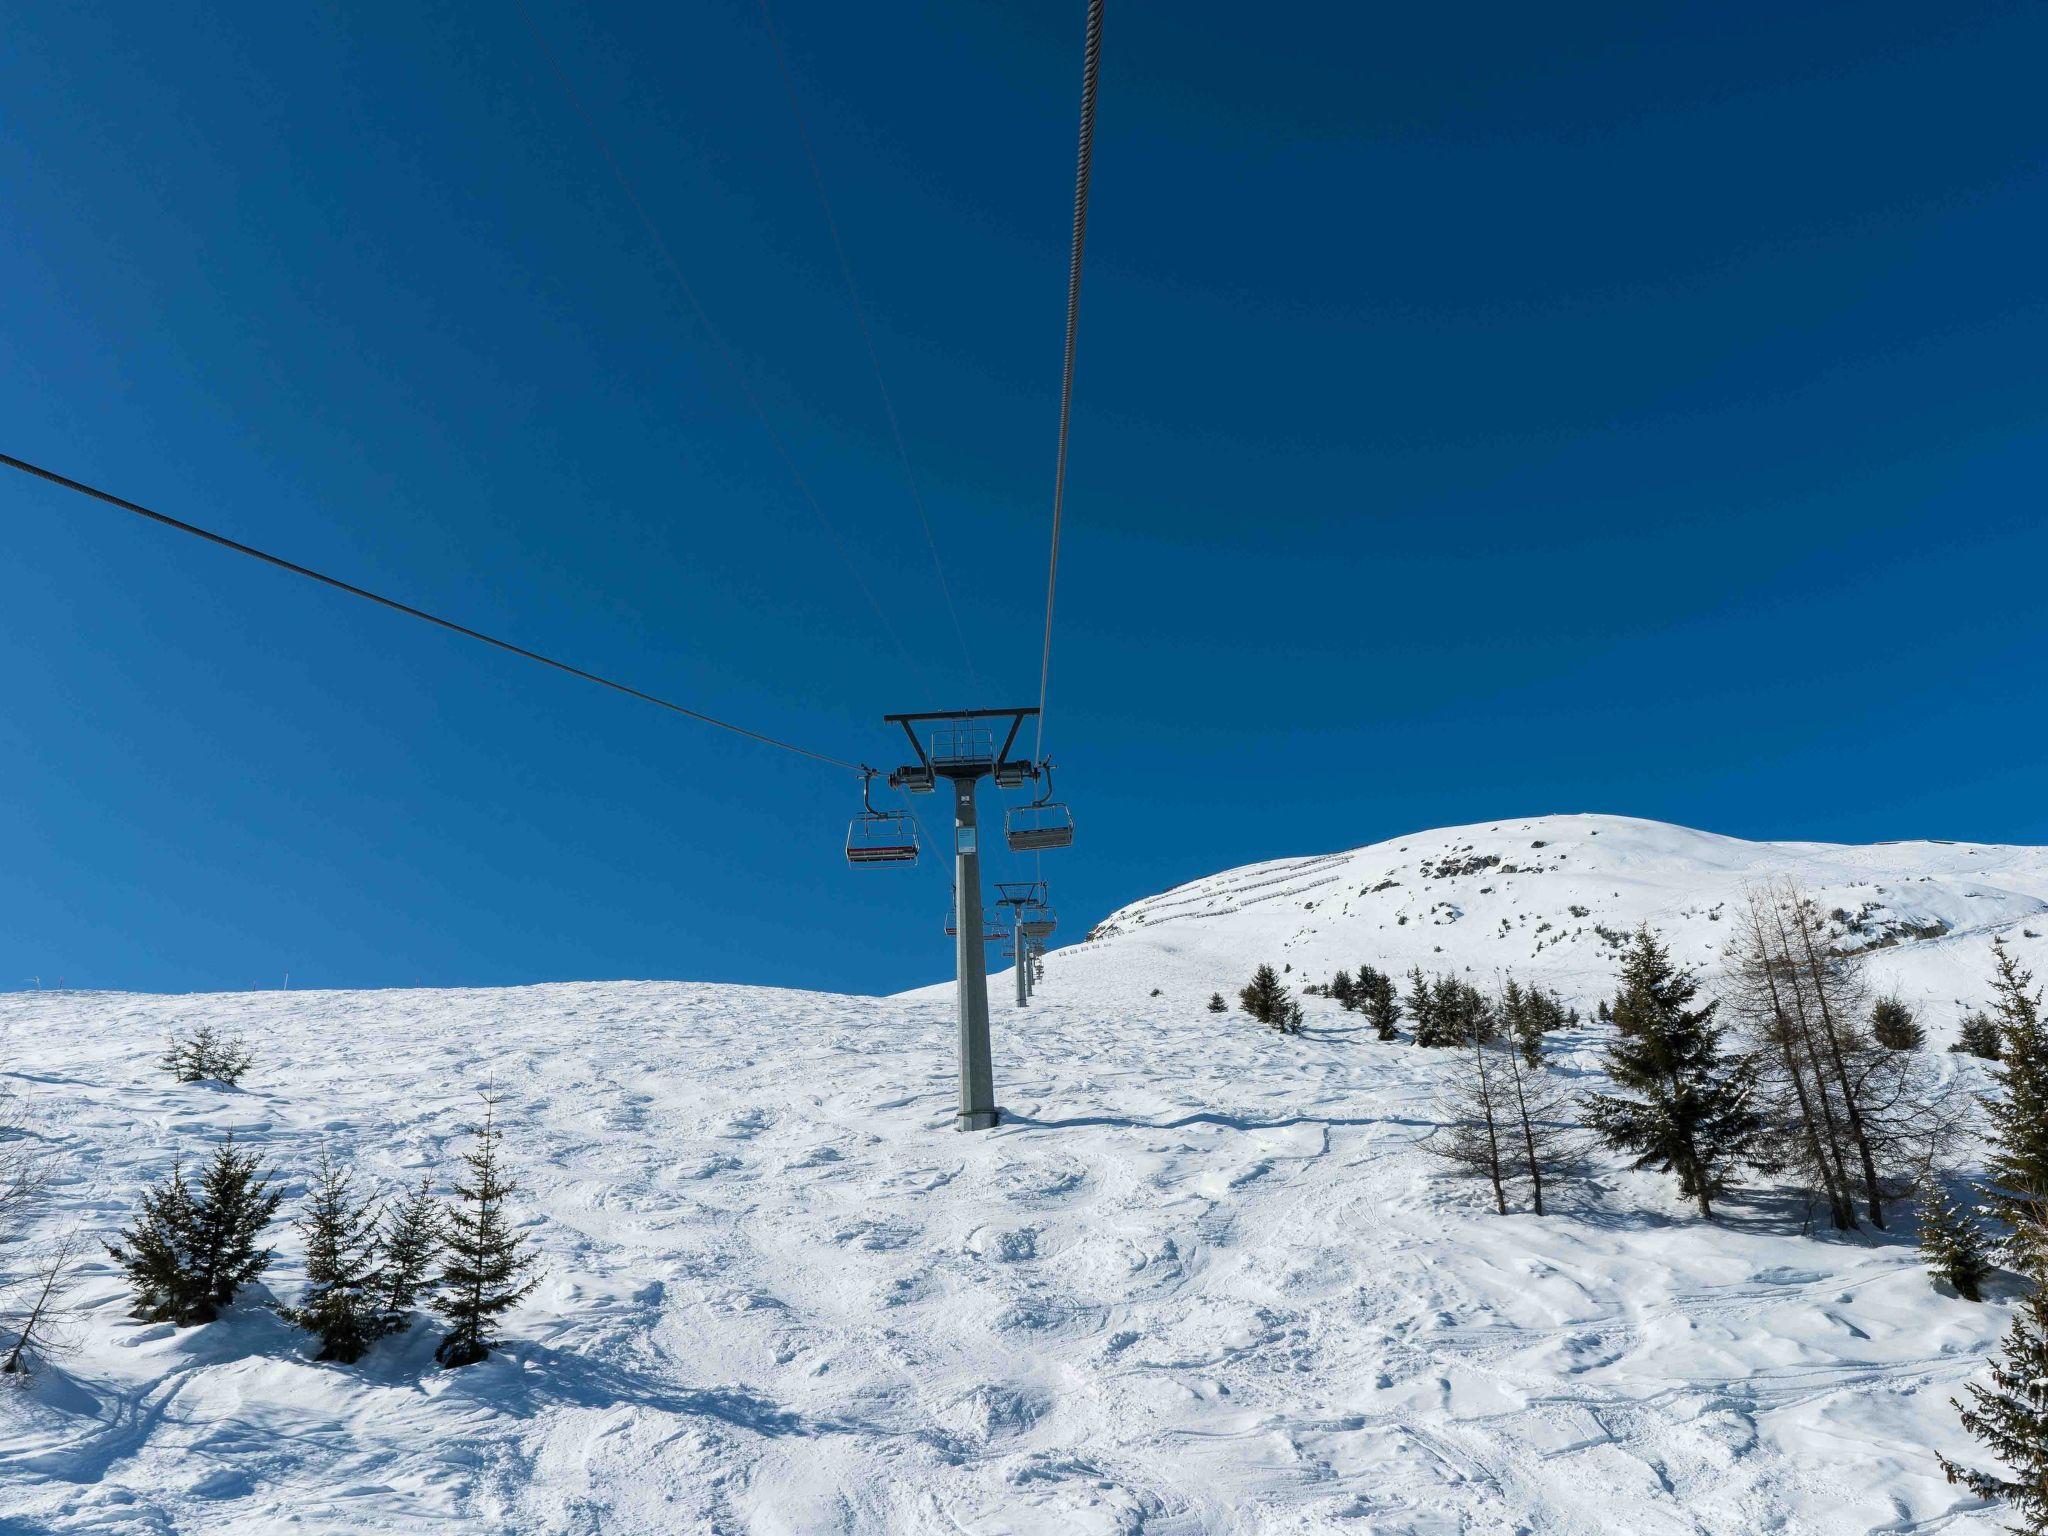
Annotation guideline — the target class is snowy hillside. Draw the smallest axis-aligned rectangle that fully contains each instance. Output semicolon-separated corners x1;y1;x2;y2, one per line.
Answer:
3;814;2043;1534
1051;813;2048;1041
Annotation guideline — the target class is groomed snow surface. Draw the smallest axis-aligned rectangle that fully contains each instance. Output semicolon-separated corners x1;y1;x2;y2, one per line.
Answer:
6;814;2046;1534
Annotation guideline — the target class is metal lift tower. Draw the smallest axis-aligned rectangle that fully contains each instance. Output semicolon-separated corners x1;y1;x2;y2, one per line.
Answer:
885;708;1039;1132
994;881;1048;1009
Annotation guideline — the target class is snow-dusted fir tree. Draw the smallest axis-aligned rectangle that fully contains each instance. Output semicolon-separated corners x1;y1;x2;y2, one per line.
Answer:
1206;993;1226;1014
1585;927;1760;1219
377;1175;442;1331
1983;941;2048;1260
1238;966;1289;1027
1940;1242;2048;1526
106;1154;202;1322
109;1137;279;1324
187;1135;281;1321
276;1153;389;1363
160;1023;254;1086
435;1094;537;1369
1917;1181;1988;1302
1356;966;1401;1041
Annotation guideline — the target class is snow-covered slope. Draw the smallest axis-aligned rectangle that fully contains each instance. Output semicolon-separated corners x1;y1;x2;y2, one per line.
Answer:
1046;813;2048;1040
2;815;2042;1534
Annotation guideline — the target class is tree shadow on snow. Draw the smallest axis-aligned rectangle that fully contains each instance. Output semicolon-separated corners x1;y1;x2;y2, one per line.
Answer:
1001;1109;1428;1134
434;1338;827;1438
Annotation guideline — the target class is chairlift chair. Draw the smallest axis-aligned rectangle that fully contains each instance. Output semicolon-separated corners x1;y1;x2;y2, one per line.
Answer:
1020;909;1057;939
846;768;918;866
1005;763;1074;852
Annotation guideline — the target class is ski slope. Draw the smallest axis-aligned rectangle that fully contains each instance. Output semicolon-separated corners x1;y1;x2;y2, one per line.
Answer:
3;814;2042;1534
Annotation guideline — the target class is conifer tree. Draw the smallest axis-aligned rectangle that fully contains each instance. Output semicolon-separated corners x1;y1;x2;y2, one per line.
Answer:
1238;965;1289;1027
1940;1244;2048;1525
1406;967;1438;1045
160;1023;254;1086
275;1159;380;1354
1918;1181;1989;1303
1983;942;2048;1260
1872;996;1925;1051
276;1154;389;1363
1206;992;1227;1015
378;1176;443;1325
1356;966;1401;1041
1276;997;1304;1036
107;1155;203;1323
1504;979;1544;1069
108;1137;279;1324
435;1095;538;1369
1954;1011;2003;1061
1330;970;1356;1010
187;1135;281;1321
1584;927;1761;1218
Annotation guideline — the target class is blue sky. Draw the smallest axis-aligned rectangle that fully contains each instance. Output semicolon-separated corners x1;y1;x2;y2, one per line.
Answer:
4;1;2044;996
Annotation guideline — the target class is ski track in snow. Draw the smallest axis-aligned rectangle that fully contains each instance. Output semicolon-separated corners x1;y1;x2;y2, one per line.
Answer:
4;812;2043;1534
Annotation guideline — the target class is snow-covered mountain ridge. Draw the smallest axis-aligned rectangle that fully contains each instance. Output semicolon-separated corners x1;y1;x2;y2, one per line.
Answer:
1049;813;2048;1038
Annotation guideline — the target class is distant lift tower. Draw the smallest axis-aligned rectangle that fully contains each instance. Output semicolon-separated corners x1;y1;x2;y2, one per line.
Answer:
884;709;1042;1132
994;881;1048;1008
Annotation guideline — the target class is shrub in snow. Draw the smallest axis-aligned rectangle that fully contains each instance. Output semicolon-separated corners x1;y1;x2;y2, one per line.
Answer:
1206;993;1226;1014
109;1135;279;1325
161;1023;254;1086
435;1094;538;1369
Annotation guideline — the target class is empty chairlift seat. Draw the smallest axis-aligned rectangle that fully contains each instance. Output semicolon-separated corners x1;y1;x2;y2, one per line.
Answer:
1020;909;1057;939
1006;800;1074;852
847;810;918;865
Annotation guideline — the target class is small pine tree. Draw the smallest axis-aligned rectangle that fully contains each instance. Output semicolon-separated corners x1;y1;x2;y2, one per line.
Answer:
1406;967;1438;1045
1276;997;1305;1036
1584;927;1761;1219
1504;979;1543;1069
1206;992;1227;1014
435;1095;538;1369
1940;1243;2048;1523
276;1154;391;1363
107;1155;203;1323
108;1137;279;1324
1871;995;1924;1051
1330;970;1356;1010
187;1135;281;1321
160;1023;254;1086
1357;966;1401;1041
1954;1010;2002;1061
377;1176;443;1328
1239;965;1289;1027
1918;1181;1989;1303
1983;942;2048;1260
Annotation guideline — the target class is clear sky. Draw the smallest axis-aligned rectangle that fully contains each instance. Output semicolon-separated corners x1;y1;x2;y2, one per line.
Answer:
4;2;2045;996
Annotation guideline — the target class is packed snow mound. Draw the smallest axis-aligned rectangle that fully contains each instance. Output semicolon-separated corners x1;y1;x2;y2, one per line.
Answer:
1047;813;2048;1040
0;965;2021;1534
